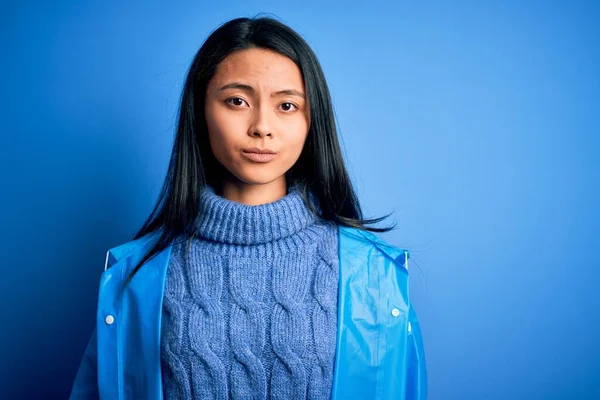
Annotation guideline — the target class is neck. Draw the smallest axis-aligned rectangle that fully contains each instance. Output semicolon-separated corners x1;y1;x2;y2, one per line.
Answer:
218;177;287;206
195;184;318;245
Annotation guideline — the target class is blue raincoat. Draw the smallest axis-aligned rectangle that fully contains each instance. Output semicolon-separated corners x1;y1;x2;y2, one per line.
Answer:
70;226;427;399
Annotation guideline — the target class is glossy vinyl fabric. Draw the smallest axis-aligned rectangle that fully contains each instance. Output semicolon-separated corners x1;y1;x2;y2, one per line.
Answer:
70;226;427;399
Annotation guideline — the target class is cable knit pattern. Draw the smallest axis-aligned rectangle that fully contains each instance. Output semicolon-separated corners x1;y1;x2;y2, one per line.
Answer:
187;251;228;398
229;254;268;398
161;248;193;398
160;185;339;400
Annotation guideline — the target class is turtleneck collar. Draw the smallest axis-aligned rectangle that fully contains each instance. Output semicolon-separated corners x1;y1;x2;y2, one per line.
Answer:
195;185;318;245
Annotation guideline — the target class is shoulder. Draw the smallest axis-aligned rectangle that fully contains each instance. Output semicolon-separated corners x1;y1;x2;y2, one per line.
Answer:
339;226;410;270
104;230;162;270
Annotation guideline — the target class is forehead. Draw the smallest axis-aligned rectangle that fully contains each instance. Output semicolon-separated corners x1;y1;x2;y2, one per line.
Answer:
210;48;304;88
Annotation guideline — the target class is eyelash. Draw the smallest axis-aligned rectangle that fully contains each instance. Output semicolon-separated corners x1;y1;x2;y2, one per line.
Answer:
225;97;299;112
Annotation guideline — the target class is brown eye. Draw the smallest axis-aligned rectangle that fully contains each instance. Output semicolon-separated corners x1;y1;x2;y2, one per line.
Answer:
226;97;247;107
280;102;298;112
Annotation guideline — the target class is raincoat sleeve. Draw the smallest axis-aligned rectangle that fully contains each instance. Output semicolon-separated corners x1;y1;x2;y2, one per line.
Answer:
406;305;427;399
69;328;100;399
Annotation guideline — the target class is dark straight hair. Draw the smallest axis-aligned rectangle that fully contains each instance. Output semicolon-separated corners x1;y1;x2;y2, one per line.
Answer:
125;16;394;285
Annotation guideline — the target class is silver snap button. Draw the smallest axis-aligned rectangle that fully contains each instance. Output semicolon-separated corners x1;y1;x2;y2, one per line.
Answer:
105;315;115;325
391;308;400;317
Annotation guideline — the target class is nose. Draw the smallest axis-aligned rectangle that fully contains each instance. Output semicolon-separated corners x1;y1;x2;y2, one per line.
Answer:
251;130;272;138
248;106;273;138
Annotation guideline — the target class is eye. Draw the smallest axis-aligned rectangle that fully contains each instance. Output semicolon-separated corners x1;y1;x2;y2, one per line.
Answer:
226;97;248;107
279;102;298;112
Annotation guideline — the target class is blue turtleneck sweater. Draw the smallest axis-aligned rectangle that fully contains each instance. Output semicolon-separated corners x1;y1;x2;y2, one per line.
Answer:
160;185;339;399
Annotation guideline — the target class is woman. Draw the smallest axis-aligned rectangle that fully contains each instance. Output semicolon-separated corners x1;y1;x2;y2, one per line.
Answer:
70;16;426;400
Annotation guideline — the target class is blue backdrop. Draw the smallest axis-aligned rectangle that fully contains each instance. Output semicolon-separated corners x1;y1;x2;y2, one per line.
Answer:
1;1;598;398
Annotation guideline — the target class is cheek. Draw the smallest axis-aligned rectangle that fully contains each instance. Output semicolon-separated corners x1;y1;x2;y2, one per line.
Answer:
205;106;240;160
285;125;309;159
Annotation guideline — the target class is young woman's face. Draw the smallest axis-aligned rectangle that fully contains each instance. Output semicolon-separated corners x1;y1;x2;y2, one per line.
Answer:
204;47;310;190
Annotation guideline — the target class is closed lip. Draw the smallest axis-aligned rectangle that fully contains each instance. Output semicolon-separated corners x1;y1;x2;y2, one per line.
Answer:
242;147;277;154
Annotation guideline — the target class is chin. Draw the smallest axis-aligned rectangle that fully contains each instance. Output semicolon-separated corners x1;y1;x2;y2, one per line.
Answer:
232;170;284;186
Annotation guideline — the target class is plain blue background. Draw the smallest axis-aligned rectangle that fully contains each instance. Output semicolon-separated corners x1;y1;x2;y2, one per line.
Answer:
2;1;599;398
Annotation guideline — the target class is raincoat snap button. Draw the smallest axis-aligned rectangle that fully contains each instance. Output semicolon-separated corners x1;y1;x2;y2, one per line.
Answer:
105;315;115;325
391;308;400;317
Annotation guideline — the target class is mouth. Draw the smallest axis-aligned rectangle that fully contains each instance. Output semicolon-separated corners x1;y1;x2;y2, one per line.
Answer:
242;147;277;154
241;148;278;163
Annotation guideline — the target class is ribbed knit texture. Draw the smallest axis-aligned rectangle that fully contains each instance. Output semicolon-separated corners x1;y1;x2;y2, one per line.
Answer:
160;185;339;400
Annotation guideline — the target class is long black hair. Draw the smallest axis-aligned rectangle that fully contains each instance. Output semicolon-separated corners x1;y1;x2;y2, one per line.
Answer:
125;16;394;285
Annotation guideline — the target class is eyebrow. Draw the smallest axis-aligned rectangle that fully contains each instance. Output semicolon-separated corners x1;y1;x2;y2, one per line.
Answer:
218;82;305;99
